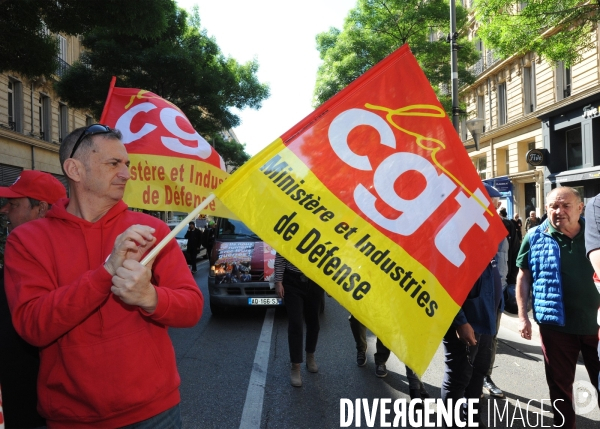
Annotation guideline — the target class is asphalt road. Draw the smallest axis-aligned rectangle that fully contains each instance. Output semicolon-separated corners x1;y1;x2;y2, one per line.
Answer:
170;259;600;428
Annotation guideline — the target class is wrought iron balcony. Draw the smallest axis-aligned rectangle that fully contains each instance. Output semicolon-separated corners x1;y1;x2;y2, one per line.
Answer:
55;57;70;78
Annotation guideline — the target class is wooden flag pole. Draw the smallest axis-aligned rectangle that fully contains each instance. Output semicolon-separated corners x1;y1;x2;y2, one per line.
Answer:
141;193;217;266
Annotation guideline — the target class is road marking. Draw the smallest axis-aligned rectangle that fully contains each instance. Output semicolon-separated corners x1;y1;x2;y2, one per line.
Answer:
239;308;275;429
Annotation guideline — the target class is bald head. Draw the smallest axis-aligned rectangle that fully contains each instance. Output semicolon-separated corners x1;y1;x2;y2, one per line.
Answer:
545;186;583;234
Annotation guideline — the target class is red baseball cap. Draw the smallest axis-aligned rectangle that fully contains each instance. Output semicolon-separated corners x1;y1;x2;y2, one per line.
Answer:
0;170;67;204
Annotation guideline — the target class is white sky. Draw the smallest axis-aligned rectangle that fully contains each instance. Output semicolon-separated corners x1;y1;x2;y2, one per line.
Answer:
176;0;357;155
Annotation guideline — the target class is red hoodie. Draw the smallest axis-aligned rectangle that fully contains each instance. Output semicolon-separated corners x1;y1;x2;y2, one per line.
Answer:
4;199;203;428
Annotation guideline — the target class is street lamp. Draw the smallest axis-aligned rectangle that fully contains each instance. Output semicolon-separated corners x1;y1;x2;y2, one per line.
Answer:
466;117;485;151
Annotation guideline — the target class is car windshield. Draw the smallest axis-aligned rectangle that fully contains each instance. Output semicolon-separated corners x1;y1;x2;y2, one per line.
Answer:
217;218;260;239
169;224;189;240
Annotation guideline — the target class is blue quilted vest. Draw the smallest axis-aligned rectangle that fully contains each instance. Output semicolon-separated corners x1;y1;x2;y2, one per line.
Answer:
527;220;565;326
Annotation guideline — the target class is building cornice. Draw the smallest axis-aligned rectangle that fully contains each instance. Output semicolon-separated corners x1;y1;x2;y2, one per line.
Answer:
0;127;60;152
465;85;600;152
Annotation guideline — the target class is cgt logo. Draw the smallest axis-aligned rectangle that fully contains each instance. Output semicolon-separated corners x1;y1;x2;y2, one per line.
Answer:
328;107;493;267
114;102;217;163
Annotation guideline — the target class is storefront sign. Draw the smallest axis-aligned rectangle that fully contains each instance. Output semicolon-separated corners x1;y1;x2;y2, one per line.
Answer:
526;148;548;166
583;104;600;119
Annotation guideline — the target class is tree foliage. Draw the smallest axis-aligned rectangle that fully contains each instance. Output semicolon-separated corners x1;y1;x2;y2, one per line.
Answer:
55;5;270;136
209;134;251;170
475;0;600;66
313;0;479;113
0;0;175;79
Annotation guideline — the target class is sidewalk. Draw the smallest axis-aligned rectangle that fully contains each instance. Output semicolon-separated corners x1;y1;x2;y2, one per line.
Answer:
499;310;540;342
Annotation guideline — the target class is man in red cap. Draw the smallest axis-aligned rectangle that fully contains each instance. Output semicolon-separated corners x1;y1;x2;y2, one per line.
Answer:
0;170;66;232
0;170;66;428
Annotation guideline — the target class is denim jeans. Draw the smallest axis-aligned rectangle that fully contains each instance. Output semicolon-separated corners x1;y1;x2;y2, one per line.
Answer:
119;404;182;429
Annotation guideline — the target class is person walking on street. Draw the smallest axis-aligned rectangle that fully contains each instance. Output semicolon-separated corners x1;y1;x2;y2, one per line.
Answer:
584;193;600;394
349;314;428;399
0;170;66;429
275;253;323;387
525;211;540;231
202;221;216;260
441;184;502;428
184;221;202;273
3;125;204;428
516;186;600;429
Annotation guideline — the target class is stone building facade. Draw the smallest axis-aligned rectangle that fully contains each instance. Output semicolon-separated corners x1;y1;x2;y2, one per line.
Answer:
460;5;600;219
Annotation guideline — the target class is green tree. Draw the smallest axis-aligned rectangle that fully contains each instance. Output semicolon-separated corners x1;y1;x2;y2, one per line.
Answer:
55;5;269;135
314;0;479;114
0;0;175;79
475;0;600;67
208;133;251;170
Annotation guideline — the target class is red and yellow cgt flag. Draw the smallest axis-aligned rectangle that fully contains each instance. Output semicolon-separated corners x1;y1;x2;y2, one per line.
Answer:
214;45;506;375
100;78;233;217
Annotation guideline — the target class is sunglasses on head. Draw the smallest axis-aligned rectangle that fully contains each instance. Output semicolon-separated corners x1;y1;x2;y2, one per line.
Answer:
69;124;113;158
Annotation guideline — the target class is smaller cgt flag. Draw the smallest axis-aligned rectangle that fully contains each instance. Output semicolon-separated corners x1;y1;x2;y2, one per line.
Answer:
214;45;506;376
100;77;234;218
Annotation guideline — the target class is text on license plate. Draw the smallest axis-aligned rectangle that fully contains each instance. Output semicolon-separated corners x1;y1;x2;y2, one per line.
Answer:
248;298;282;305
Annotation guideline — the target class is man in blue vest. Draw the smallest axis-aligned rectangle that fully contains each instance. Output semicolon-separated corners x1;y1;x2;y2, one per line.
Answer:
516;186;600;429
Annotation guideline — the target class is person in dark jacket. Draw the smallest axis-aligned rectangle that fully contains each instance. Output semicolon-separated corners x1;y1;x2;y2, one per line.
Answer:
0;170;66;428
441;184;503;427
184;222;202;273
202;221;216;260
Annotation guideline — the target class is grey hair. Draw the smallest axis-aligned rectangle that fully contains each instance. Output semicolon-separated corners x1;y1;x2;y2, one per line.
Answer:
59;126;122;175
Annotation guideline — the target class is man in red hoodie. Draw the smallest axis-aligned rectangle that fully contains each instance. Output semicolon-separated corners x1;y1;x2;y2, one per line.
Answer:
3;125;204;428
0;170;66;428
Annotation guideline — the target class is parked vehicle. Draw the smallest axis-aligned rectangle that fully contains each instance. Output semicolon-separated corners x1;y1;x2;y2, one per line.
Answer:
207;218;281;316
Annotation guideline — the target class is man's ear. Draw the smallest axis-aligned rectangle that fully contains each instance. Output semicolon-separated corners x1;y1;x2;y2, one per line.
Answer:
37;201;49;218
63;158;83;183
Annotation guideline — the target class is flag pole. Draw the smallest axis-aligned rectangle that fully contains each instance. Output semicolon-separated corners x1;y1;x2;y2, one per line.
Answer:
99;76;117;124
141;193;217;266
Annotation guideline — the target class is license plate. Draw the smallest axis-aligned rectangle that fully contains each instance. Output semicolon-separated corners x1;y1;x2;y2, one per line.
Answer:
248;298;282;305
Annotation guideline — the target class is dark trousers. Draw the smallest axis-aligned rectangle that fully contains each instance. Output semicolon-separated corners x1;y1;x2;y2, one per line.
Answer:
441;327;492;426
119;404;181;429
185;250;197;271
349;314;390;364
284;271;323;364
487;306;503;376
348;314;422;389
539;325;600;429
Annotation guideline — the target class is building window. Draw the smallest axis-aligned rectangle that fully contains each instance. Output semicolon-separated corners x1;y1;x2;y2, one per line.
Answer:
497;82;507;126
505;148;510;175
556;61;572;101
39;94;51;142
7;80;14;130
6;79;23;132
565;127;582;170
477;94;486;132
58;35;67;62
523;63;536;114
475;156;487;179
0;163;23;187
58;103;68;142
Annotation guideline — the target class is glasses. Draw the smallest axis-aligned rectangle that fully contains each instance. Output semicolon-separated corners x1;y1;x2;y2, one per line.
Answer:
69;124;113;158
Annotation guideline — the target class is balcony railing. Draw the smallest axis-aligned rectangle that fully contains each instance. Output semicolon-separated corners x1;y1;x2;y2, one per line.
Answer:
55;57;70;78
470;49;503;76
